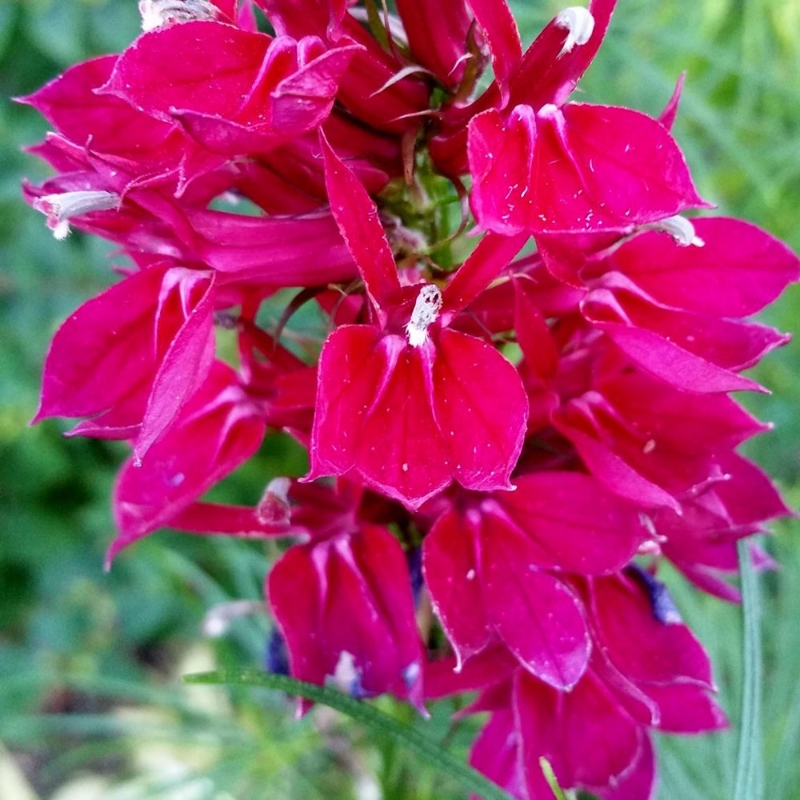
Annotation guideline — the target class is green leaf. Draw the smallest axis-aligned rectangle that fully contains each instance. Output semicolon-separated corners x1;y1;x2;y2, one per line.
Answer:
540;757;571;800
185;669;515;800
732;539;763;800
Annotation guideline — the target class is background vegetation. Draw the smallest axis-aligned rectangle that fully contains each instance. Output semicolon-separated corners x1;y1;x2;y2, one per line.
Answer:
1;1;799;797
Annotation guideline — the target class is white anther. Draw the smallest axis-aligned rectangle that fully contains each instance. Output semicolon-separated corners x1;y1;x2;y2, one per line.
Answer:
139;0;218;31
643;215;705;247
405;283;442;348
555;7;595;57
201;600;265;638
330;651;361;695
33;191;120;240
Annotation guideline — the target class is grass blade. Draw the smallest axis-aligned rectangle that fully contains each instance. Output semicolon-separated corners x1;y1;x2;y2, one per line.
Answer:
732;539;763;800
185;669;514;800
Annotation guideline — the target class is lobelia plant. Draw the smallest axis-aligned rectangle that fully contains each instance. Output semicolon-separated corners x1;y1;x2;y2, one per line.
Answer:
20;0;800;797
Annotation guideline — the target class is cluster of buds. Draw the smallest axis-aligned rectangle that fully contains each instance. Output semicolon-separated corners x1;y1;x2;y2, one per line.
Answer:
22;1;799;797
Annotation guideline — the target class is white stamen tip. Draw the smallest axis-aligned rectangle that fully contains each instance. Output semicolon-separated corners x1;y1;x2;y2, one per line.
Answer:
555;7;595;57
405;283;442;348
201;600;265;638
52;220;71;241
643;215;705;247
139;0;218;31
33;190;120;240
329;651;362;695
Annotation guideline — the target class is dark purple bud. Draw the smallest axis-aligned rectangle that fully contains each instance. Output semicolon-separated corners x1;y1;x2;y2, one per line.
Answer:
629;564;682;625
265;626;291;676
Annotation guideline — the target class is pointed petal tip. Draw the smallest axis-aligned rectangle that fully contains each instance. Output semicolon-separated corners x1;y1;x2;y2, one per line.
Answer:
453;649;466;674
404;661;428;717
103;544;118;572
300;460;335;485
416;704;431;719
295;697;314;718
409;693;431;719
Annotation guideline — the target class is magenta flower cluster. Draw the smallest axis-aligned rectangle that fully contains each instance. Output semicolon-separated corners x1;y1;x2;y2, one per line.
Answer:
23;0;800;797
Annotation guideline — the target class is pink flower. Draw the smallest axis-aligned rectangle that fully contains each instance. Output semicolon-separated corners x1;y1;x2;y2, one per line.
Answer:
34;263;216;460
306;135;529;509
109;361;269;562
267;480;425;712
468;102;706;237
101;22;361;158
422;473;648;682
20;1;800;796
427;568;725;799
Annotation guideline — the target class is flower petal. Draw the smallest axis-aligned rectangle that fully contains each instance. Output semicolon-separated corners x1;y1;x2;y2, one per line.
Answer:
589;573;715;688
433;329;527;493
608;218;800;317
308;328;452;508
466;0;522;102
135;267;217;459
101;21;272;123
509;0;617;108
110;362;265;562
582;276;786;393
515;669;643;794
321;132;400;311
490;471;645;574
469;103;707;236
481;524;590;689
423;508;492;666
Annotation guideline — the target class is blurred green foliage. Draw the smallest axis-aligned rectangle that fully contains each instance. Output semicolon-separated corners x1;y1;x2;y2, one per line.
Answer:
1;1;800;798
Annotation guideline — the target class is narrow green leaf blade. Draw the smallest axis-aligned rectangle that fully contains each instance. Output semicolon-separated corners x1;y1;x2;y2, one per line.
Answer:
732;539;763;800
540;757;571;800
185;669;515;800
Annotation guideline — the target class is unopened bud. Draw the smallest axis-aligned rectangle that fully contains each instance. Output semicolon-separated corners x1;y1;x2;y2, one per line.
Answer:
555;7;595;57
630;565;683;625
381;213;428;260
139;0;219;31
405;283;442;348
256;477;292;525
33;190;120;240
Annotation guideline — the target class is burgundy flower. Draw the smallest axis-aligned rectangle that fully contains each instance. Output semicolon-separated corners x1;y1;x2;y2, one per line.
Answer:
19;55;179;181
427;567;725;799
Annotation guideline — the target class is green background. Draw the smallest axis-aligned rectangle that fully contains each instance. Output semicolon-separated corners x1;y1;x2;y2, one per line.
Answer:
1;1;800;797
